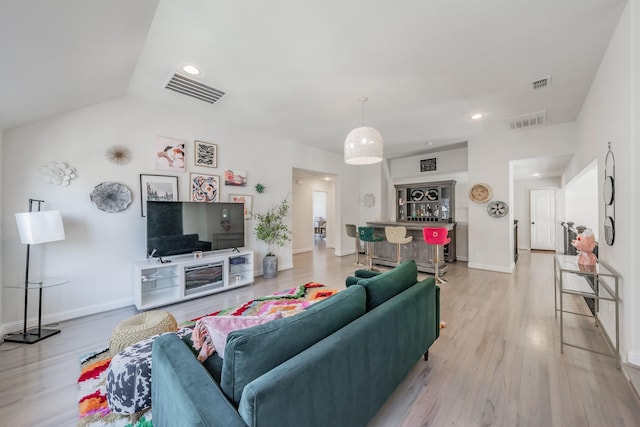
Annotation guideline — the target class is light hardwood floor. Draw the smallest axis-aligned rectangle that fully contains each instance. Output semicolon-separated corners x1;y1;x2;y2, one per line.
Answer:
1;245;639;426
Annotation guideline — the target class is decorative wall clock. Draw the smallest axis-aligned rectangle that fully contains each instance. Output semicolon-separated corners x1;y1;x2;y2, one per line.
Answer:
487;200;509;218
469;183;493;203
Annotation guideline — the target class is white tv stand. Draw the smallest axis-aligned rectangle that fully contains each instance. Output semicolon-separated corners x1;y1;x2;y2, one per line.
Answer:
133;250;253;310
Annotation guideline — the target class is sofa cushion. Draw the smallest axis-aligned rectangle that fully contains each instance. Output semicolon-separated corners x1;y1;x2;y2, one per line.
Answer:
356;260;418;310
221;285;366;405
345;269;381;287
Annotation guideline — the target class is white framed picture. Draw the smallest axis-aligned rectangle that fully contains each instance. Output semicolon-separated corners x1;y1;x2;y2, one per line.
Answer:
139;174;179;217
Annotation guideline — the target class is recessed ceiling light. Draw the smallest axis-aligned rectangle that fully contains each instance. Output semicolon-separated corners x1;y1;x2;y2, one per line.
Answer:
425;142;434;146
533;173;541;177
182;64;201;75
471;113;484;120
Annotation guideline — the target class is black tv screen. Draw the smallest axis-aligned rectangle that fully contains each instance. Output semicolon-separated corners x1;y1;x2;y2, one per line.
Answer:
146;201;245;257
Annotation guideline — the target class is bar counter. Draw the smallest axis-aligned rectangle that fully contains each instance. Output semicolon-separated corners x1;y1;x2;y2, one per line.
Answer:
365;221;456;274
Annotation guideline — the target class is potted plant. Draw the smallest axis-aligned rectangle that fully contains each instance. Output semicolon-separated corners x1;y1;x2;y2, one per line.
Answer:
254;198;291;278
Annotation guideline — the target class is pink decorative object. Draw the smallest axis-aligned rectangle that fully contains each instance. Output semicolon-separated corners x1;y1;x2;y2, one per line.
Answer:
571;229;597;266
192;312;283;361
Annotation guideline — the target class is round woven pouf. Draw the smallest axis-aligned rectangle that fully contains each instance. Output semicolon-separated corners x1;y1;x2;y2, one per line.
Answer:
109;310;178;355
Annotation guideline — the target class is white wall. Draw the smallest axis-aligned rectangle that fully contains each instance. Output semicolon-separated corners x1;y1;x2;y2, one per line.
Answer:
467;123;577;273
1;95;298;330
513;177;561;250
0;130;3;327
563;161;599;239
569;0;639;366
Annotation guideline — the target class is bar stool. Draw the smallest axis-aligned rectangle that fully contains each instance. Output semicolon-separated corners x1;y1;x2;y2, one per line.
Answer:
422;227;450;284
345;224;364;266
358;226;384;271
384;226;413;265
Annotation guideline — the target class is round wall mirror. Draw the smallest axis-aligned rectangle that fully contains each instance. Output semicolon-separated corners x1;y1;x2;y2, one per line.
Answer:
603;175;614;205
604;216;615;246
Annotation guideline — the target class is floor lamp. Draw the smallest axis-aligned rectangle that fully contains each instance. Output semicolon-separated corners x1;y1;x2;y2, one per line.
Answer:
4;199;65;344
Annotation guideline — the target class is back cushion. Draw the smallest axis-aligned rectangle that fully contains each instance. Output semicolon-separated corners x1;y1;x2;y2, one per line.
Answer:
221;285;366;404
356;260;418;310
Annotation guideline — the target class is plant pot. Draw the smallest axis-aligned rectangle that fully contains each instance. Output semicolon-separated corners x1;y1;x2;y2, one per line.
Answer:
263;255;278;279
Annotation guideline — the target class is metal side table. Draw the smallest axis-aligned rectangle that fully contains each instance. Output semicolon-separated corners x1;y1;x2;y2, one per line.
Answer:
4;278;67;344
553;254;619;368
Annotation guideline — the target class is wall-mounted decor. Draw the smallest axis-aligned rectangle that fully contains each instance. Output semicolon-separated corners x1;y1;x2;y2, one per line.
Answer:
362;193;376;207
139;174;179;217
105;144;132;165
40;161;77;186
469;183;493;203
224;169;247;186
420;157;437;172
229;194;253;219
194;140;217;168
190;173;219;202
603;141;615;245
487;200;509;218
255;183;266;194
90;182;132;213
155;136;185;172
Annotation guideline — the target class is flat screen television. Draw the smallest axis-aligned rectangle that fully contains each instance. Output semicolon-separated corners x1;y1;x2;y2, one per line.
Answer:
146;201;245;257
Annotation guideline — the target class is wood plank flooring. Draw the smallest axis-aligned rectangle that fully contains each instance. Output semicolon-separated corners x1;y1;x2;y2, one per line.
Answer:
1;246;639;426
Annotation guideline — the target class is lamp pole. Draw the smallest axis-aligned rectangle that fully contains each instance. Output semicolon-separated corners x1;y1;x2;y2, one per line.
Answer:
20;199;44;336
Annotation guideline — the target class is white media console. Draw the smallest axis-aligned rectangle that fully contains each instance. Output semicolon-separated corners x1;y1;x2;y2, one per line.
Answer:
133;250;254;310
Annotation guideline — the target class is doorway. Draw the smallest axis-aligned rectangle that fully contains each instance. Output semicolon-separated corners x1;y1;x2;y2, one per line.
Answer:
313;191;327;242
530;189;556;250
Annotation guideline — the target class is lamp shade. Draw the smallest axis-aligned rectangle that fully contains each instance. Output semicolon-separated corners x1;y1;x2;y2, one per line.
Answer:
344;126;384;165
15;210;65;244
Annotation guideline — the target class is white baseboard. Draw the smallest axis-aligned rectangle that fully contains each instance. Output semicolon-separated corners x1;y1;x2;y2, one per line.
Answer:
456;256;469;262
628;350;640;367
467;262;513;274
1;298;133;337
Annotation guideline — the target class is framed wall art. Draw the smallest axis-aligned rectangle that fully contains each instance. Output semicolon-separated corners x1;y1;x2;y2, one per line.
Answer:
139;174;179;217
155;136;186;172
194;140;217;168
224;169;247;186
190;173;219;202
420;157;437;172
229;194;253;219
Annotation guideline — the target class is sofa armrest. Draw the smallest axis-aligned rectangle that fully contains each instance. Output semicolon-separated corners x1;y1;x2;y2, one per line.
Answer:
152;334;248;427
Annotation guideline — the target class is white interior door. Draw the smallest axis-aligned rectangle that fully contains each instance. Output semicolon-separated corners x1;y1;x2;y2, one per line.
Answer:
530;189;556;250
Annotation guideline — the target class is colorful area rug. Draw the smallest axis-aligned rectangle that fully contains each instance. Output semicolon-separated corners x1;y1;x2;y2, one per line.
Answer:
78;349;152;427
77;282;336;427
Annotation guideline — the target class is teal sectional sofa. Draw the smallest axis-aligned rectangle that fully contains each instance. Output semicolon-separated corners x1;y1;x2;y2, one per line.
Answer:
152;260;440;427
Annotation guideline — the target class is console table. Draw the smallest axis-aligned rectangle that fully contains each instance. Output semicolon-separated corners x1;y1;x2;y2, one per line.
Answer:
553;254;619;368
3;278;67;344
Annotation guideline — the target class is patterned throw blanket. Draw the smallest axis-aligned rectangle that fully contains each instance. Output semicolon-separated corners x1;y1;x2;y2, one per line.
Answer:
77;282;338;427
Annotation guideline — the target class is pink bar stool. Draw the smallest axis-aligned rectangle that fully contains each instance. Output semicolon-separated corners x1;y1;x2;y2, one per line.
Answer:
422;227;450;284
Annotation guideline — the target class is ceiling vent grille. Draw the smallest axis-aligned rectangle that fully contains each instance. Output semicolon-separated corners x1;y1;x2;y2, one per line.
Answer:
165;73;225;104
532;75;551;90
506;111;546;131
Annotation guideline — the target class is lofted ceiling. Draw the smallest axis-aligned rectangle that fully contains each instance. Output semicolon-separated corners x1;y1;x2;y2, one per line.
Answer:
0;0;626;176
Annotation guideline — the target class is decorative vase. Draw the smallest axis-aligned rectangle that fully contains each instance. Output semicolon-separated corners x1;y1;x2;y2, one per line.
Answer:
263;255;278;279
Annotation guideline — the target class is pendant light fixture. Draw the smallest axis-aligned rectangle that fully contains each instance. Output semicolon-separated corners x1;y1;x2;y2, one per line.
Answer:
344;97;383;165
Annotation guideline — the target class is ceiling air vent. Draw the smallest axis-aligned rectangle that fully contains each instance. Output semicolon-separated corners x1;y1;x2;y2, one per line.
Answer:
532;75;551;90
506;111;546;131
165;73;225;104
